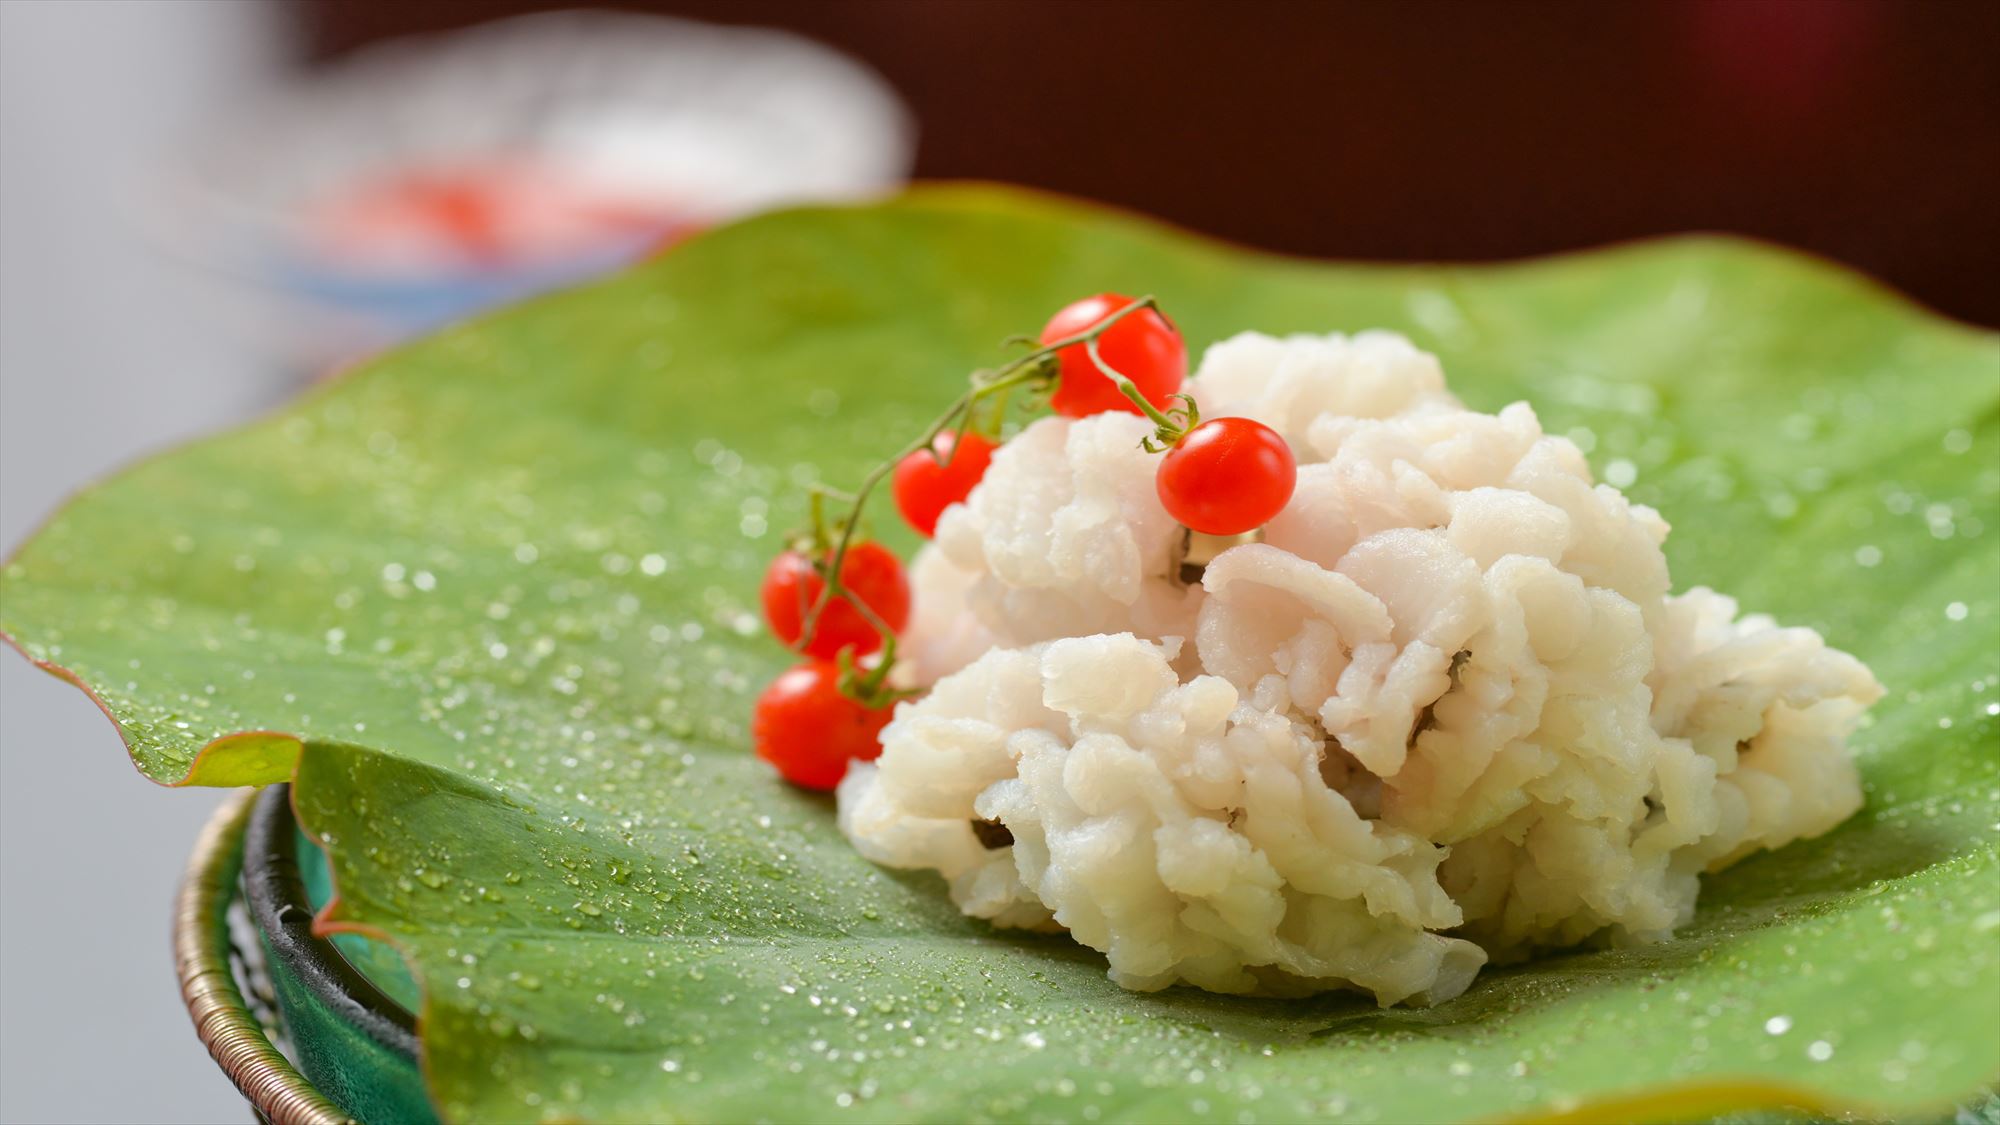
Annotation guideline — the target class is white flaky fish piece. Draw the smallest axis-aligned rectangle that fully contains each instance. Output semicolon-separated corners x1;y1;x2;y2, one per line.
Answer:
850;330;1881;1004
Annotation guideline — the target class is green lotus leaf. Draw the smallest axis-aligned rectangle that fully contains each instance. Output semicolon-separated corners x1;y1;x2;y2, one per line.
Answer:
4;186;1996;1123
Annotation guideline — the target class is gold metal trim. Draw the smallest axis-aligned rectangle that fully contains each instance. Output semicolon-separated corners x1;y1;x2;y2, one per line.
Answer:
174;789;354;1125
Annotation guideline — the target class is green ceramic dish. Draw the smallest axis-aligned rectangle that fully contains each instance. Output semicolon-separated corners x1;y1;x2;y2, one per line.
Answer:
242;784;434;1125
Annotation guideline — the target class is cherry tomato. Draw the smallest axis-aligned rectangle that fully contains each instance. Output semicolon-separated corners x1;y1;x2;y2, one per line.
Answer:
1156;417;1297;536
761;541;911;659
751;661;892;790
892;431;997;537
1039;293;1186;418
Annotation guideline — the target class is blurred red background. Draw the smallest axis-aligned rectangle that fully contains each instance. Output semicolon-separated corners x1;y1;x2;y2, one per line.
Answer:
298;0;2000;325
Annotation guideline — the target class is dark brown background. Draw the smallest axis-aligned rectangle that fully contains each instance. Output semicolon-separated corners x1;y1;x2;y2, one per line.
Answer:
298;0;2000;326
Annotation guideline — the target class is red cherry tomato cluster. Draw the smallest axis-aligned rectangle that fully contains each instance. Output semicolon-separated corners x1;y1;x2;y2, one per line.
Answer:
749;293;1298;789
754;541;909;790
1038;294;1295;537
760;541;911;660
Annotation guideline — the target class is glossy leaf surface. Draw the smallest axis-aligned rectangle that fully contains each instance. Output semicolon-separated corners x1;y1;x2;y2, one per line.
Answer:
5;187;1997;1122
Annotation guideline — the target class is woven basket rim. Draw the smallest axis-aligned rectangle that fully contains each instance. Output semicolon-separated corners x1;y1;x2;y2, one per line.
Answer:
174;788;354;1125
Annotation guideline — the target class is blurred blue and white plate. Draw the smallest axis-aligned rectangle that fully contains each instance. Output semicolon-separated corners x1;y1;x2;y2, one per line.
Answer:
154;10;913;368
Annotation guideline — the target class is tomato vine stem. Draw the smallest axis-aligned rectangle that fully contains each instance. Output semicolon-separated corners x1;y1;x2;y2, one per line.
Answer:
1083;335;1199;450
796;295;1165;703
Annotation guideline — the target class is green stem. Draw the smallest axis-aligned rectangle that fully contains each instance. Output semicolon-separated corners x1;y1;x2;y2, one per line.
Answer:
1085;336;1177;430
796;296;1166;701
838;595;917;708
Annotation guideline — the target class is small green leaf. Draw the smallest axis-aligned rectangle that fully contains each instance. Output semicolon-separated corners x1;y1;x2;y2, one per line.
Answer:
3;186;1996;1123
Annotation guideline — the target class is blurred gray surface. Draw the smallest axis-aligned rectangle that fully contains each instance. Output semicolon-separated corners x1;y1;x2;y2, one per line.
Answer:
1;3;285;1121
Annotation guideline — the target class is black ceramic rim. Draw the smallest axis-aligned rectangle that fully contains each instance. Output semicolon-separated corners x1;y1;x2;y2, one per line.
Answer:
242;783;420;1064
